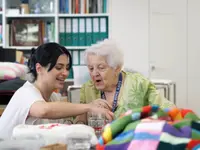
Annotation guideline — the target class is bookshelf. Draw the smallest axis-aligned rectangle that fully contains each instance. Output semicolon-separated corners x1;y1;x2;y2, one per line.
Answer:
5;14;56;18
0;0;109;80
0;0;2;46
58;13;109;17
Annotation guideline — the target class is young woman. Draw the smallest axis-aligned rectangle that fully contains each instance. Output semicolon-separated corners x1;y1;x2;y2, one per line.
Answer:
0;42;113;139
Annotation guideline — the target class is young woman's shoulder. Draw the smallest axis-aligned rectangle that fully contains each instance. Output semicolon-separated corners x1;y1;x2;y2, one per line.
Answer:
11;81;43;104
14;81;38;96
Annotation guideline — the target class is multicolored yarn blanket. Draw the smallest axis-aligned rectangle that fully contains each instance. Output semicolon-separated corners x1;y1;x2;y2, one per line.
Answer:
96;105;200;150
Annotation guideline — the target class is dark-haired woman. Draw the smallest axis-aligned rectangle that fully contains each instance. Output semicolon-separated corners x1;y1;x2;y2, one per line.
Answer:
0;43;113;139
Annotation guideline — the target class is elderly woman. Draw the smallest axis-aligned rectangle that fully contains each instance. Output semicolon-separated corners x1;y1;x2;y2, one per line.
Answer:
75;39;175;124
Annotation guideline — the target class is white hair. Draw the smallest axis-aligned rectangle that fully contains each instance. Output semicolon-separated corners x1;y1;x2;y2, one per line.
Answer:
84;39;124;68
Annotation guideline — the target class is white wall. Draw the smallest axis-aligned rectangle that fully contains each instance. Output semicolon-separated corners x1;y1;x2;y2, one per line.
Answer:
187;0;200;114
108;0;149;77
149;0;188;108
108;0;200;114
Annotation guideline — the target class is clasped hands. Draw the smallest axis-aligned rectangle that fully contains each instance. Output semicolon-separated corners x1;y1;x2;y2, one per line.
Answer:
89;99;114;122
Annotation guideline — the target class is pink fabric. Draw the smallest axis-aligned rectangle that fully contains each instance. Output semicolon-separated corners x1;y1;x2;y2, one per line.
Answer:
128;140;159;150
0;62;28;80
0;66;16;80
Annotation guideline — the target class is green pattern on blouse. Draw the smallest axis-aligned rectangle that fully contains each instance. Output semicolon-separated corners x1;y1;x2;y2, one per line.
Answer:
80;71;175;118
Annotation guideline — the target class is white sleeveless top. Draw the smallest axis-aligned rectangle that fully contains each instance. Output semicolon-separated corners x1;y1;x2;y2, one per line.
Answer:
0;81;69;139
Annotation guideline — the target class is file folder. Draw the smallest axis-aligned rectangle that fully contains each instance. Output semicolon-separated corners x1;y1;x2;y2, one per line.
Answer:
99;17;108;41
86;18;93;46
78;18;86;46
72;18;79;46
65;18;72;46
80;50;85;65
72;50;79;65
67;68;74;79
59;18;65;46
67;50;73;79
92;17;100;44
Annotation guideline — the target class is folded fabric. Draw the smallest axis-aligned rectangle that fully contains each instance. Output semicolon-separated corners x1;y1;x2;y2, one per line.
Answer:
96;105;200;150
12;123;98;146
0;62;28;80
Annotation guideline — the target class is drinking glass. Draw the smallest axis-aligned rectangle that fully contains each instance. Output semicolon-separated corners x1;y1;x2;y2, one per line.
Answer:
87;112;109;138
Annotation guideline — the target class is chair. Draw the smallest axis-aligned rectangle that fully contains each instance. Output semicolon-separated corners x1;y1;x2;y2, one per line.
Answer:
67;85;82;103
151;79;176;104
123;68;176;104
67;66;89;103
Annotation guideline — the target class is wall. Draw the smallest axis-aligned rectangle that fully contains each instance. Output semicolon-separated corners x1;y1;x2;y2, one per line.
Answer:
149;0;188;108
109;0;200;115
188;0;200;114
108;0;149;77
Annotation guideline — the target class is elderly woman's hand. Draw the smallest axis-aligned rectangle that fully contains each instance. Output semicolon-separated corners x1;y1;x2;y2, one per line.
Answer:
89;103;114;122
74;99;114;124
90;99;112;110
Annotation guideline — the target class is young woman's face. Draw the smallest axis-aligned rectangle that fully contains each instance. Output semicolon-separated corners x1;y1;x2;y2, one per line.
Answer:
40;54;70;90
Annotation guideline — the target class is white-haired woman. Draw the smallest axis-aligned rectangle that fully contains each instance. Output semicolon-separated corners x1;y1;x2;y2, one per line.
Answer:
75;39;175;124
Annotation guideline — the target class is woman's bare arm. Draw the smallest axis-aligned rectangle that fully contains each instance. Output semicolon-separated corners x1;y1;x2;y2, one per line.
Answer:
29;101;113;120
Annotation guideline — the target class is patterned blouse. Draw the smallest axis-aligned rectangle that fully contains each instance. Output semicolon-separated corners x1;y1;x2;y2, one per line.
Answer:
80;71;175;118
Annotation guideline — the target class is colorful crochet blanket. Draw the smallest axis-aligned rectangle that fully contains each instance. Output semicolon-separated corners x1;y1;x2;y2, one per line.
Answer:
96;105;200;150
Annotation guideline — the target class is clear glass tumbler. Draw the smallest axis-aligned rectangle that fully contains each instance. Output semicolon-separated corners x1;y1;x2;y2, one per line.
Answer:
87;112;109;138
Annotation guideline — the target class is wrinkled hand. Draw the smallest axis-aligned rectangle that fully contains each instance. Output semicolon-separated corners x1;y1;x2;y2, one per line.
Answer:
91;99;112;110
89;103;114;122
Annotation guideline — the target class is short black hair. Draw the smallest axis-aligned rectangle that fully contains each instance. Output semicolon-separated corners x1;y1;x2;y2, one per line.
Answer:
28;42;72;82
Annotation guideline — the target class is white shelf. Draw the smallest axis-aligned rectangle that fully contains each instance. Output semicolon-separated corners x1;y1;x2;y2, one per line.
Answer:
5;13;56;18
58;13;109;17
0;43;3;47
65;46;90;50
1;0;109;54
7;46;37;50
65;79;74;82
8;46;89;50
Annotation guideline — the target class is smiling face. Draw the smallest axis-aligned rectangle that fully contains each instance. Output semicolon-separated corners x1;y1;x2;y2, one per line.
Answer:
87;54;120;91
36;54;70;90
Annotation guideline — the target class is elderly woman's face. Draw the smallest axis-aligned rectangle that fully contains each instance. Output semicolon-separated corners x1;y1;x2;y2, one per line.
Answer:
87;54;118;91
